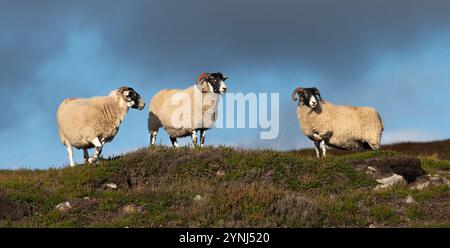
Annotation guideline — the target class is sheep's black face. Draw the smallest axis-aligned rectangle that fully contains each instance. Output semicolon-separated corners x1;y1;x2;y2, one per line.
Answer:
206;72;228;94
122;87;146;110
292;87;322;109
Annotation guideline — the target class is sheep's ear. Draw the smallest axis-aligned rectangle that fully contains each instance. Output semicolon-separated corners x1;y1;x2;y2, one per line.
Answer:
223;77;229;81
313;87;322;101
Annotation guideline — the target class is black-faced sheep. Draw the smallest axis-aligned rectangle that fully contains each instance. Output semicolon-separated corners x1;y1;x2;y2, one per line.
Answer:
57;86;145;166
292;87;384;158
148;72;228;147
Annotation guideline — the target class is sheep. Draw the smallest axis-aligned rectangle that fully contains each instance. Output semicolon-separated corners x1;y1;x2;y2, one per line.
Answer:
57;86;145;166
291;87;384;158
148;72;228;147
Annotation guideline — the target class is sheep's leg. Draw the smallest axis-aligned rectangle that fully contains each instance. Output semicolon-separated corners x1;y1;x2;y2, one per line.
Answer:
367;137;381;151
200;129;206;147
66;144;75;167
150;130;158;146
83;148;89;164
191;131;198;147
148;111;162;145
313;141;321;158
88;137;103;164
370;143;380;151
170;137;179;148
320;141;327;157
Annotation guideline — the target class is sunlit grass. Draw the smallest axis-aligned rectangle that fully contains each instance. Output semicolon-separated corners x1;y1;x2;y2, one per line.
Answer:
0;144;448;227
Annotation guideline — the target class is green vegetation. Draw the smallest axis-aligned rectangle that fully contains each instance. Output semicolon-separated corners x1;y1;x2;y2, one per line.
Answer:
0;143;449;227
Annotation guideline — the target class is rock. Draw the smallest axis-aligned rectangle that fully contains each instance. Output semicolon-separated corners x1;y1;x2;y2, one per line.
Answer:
121;204;143;214
194;195;203;202
365;166;377;175
216;170;225;177
55;202;72;212
410;174;449;190
405;195;416;204
349;156;425;183
376;174;406;185
349;156;448;191
83;197;90;200
106;183;118;190
443;178;450;186
375;174;406;190
429;175;441;182
412;181;430;190
429;174;450;185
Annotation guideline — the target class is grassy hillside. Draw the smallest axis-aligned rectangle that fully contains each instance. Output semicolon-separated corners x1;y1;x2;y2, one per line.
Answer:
0;141;449;227
292;139;450;160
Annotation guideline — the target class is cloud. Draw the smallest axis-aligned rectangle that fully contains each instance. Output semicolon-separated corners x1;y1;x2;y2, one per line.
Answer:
81;0;450;81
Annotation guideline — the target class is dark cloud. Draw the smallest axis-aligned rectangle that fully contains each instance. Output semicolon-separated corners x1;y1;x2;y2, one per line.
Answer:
4;0;447;79
78;0;450;77
2;0;450;83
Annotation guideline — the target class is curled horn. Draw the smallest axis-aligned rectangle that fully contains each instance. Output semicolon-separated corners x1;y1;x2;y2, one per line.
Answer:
117;86;134;96
116;86;127;96
196;72;211;86
118;86;128;93
291;87;304;101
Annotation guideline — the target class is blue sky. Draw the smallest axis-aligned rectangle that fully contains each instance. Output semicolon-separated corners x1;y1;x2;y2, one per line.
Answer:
1;0;450;169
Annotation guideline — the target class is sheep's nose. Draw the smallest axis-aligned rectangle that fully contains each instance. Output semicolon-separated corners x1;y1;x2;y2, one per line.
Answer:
220;87;227;94
138;101;146;110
